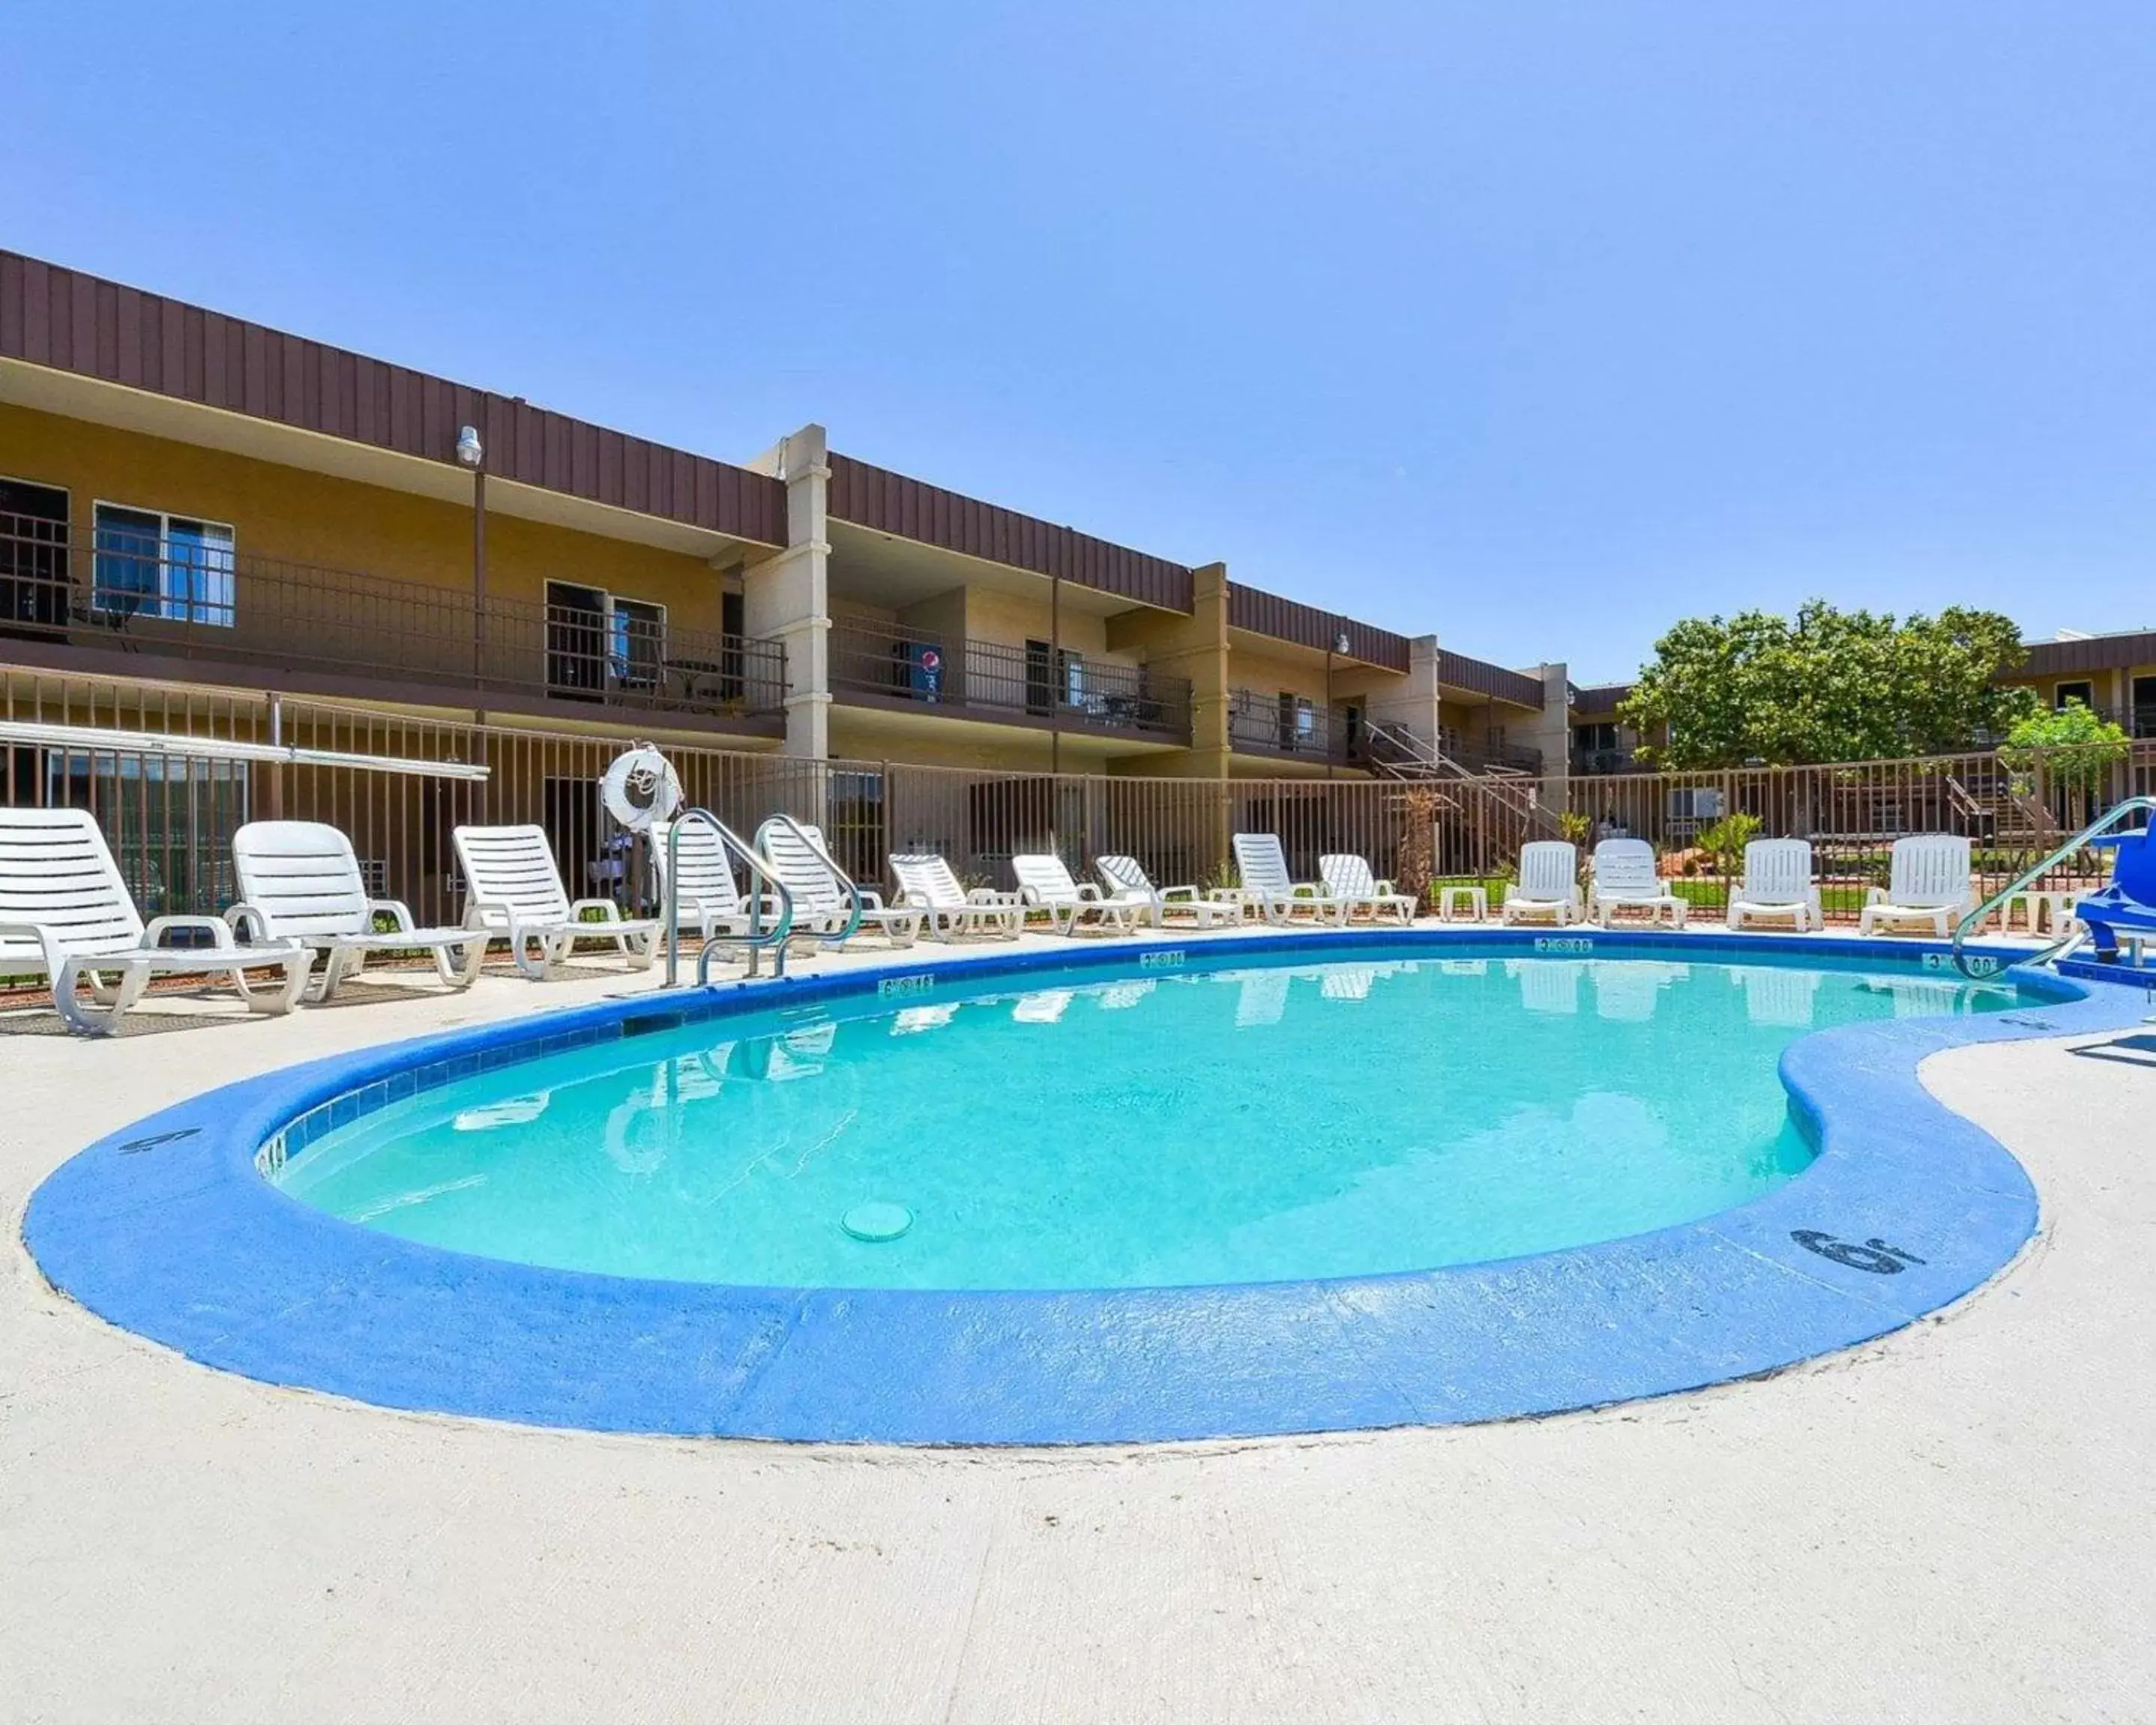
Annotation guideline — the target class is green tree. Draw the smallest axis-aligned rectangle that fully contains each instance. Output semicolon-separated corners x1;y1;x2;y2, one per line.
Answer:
2001;699;2130;794
1618;601;2037;767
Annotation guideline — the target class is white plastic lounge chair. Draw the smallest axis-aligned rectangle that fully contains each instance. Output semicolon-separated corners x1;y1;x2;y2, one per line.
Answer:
1500;842;1584;926
1231;833;1351;926
1093;854;1244;928
1318;854;1417;925
227;821;487;1000
753;818;920;947
889;854;1024;941
452;824;657;980
1725;839;1822;933
1011;854;1142;934
1589;839;1688;929
0;807;311;1035
654;820;773;945
1858;836;1974;939
1506;957;1583;1015
1592;960;1690;1022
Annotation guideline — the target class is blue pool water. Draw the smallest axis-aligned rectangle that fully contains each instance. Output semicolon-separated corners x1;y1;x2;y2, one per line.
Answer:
275;955;2024;1291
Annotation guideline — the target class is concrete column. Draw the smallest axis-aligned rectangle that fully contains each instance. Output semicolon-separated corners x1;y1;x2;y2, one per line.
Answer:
1354;634;1446;750
1518;662;1573;798
743;424;832;759
1103;560;1231;780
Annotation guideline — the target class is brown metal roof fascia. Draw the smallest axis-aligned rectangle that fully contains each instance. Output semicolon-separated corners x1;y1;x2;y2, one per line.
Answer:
2017;633;2156;677
1437;649;1545;710
1225;582;1411;675
0;251;788;548
1571;681;1636;713
826;454;1194;612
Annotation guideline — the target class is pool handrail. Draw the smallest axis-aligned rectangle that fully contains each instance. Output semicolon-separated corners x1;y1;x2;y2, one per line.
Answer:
756;813;867;949
664;809;795;985
1950;794;2155;978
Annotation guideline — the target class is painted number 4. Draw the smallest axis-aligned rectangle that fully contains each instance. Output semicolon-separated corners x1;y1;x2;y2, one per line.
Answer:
1789;1230;1927;1275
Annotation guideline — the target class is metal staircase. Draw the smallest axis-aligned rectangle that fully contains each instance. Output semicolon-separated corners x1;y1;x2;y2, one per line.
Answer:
1365;722;1564;842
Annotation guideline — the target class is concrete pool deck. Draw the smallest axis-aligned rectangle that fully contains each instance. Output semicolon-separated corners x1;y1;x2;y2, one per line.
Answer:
4;928;2154;1722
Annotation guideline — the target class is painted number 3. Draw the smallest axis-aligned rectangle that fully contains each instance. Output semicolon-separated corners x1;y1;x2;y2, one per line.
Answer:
1789;1231;1927;1274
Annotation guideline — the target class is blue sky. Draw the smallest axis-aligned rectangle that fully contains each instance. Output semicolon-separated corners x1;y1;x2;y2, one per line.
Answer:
6;2;2152;678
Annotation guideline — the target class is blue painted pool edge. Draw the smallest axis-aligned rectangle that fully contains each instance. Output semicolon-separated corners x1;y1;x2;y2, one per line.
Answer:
21;931;2154;1446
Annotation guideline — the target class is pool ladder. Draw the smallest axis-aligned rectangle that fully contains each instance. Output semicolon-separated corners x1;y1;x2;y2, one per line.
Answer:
663;809;797;987
1949;794;2156;979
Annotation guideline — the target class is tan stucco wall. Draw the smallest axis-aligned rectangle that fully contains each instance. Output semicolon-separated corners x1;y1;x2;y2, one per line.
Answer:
0;403;736;635
2000;668;2156;712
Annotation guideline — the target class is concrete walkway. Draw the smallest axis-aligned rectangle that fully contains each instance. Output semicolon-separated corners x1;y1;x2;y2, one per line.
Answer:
3;939;2152;1723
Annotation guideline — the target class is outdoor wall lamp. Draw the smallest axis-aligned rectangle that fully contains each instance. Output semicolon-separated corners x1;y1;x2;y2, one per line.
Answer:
456;425;484;467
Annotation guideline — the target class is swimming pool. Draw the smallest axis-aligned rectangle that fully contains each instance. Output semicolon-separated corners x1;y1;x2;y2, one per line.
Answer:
275;955;2016;1292
28;931;2140;1443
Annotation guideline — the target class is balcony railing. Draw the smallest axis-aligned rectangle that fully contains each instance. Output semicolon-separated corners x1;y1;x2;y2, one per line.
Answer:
1227;690;1362;764
1441;728;1542;776
829;618;1192;743
1572;746;1638;776
0;517;787;720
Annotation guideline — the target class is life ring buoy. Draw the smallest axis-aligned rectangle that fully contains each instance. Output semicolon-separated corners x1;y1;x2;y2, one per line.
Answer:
600;746;682;832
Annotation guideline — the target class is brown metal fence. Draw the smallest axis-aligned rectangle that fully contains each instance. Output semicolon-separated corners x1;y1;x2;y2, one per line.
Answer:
1446;744;2156;924
4;666;2150;931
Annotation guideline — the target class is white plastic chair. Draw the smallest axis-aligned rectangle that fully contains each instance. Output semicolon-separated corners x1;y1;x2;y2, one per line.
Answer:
889;853;1024;941
0;807;311;1035
1092;855;1243;927
1500;842;1584;926
1011;854;1142;934
452;824;657;980
1318;854;1416;925
1725;839;1822;933
227;821;487;999
1589;839;1688;929
1231;833;1350;926
1859;836;1974;939
753;818;920;946
654;820;771;946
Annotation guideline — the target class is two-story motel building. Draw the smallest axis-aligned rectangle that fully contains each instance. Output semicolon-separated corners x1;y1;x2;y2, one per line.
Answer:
0;252;1567;811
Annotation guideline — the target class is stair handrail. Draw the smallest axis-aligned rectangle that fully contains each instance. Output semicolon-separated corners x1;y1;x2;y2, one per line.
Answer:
1950;794;2155;978
664;808;796;986
758;812;866;949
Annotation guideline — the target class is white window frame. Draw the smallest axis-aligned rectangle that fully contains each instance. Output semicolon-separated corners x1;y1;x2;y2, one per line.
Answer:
90;499;237;627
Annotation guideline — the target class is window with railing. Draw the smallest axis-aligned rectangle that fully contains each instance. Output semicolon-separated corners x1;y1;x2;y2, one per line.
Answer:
92;503;236;626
